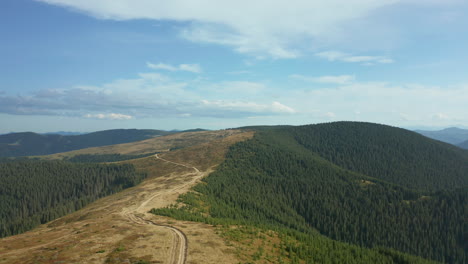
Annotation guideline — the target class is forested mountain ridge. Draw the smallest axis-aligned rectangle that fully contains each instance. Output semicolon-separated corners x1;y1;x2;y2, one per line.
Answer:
154;122;468;263
0;129;173;157
1;124;466;263
290;122;468;191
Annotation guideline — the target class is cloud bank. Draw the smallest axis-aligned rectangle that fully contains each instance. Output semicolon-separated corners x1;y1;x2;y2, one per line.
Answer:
288;82;468;126
2;67;467;127
84;113;133;120
0;66;295;119
37;0;400;58
315;51;394;65
290;74;356;84
147;62;202;73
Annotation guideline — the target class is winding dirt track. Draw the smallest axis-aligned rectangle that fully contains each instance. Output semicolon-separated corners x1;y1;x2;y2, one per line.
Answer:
155;154;200;173
122;153;203;264
136;216;188;264
0;130;253;264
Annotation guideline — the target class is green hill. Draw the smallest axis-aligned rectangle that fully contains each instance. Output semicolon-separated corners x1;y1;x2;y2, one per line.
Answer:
0;129;172;157
153;122;467;263
291;122;468;191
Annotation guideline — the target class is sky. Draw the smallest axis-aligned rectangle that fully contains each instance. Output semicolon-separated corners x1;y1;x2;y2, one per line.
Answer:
1;0;468;133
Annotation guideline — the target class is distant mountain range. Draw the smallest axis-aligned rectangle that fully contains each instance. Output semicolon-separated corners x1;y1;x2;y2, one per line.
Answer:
458;139;468;149
0;129;176;157
415;127;468;149
42;131;85;136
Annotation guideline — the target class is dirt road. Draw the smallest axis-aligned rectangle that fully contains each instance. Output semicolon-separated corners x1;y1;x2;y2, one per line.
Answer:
120;153;204;264
0;130;253;264
155;154;200;173
136;216;187;264
121;211;187;264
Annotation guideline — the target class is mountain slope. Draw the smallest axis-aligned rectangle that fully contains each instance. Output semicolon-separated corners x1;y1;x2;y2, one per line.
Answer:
291;122;468;191
1;124;466;263
154;122;467;263
0;129;172;157
415;127;468;145
0;160;146;237
0;129;252;264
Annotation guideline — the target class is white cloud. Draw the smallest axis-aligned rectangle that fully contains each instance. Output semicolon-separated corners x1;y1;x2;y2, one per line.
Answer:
201;100;296;114
137;72;169;81
146;62;202;73
84;113;133;120
202;81;266;95
37;0;400;58
271;102;296;114
406;0;465;6
315;51;394;65
180;23;300;59
0;64;293;119
290;74;355;84
146;62;177;71
432;113;450;120
178;64;202;73
2;69;468;126
376;58;394;64
287;82;468;126
399;113;412;121
314;51;347;61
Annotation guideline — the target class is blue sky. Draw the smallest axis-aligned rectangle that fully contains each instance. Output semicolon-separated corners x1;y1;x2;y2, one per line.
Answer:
1;0;468;133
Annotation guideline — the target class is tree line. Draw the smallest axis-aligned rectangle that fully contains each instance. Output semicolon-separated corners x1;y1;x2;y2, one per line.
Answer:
0;159;146;237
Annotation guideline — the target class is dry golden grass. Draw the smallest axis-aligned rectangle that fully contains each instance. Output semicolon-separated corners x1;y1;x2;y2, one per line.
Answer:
0;130;253;264
42;129;247;160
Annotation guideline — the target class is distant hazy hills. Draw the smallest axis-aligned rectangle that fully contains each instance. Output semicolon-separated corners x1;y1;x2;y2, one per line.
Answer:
458;140;468;149
42;131;85;136
0;129;175;157
415;127;468;149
